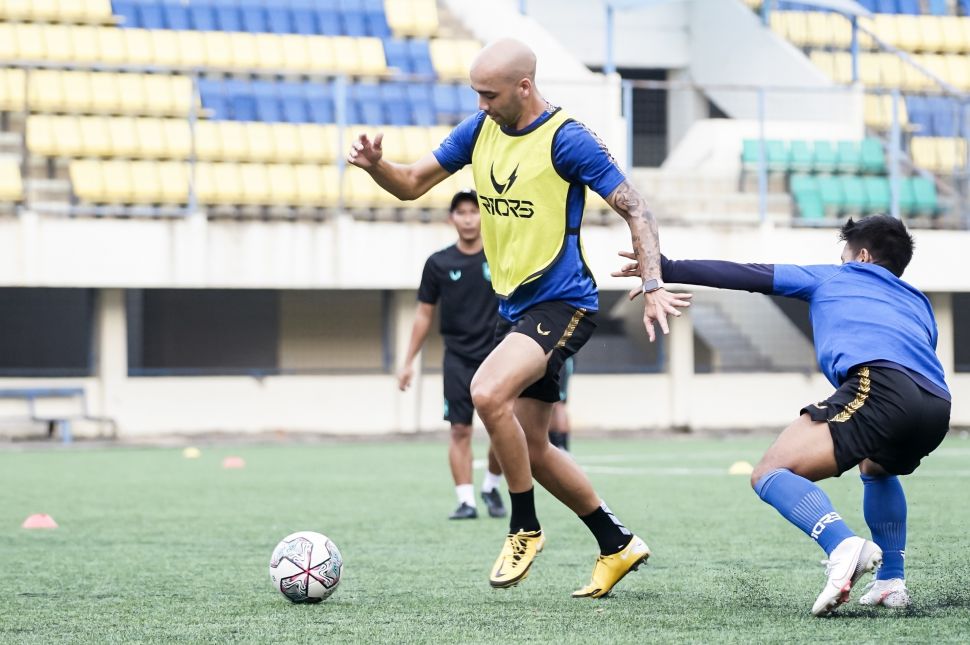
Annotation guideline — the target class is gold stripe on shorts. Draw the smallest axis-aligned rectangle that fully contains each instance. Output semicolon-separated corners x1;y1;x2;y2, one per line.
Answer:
555;308;586;349
830;366;871;423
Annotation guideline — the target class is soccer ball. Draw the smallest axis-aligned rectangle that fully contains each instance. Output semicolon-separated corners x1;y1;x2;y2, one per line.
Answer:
269;531;343;603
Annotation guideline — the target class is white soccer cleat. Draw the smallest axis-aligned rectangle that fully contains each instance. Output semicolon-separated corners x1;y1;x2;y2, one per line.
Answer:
811;536;882;617
859;578;911;608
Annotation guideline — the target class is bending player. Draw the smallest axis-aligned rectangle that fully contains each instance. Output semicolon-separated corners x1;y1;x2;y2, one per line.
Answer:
615;215;950;615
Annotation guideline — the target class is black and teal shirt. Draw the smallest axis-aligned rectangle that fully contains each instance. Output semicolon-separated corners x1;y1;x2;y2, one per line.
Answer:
417;244;498;362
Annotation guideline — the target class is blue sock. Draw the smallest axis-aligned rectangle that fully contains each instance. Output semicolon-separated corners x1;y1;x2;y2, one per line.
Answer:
861;473;906;580
754;468;855;555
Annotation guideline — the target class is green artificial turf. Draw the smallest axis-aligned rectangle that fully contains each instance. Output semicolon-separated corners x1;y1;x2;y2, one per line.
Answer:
1;435;969;643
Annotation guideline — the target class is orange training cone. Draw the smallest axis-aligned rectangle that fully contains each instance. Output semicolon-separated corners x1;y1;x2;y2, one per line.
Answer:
22;514;58;529
222;456;246;469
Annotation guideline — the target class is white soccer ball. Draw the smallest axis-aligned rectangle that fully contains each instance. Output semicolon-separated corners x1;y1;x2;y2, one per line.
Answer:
269;531;343;603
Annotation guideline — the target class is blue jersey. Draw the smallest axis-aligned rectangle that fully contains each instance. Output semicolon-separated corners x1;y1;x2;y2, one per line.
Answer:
433;110;626;321
660;257;950;398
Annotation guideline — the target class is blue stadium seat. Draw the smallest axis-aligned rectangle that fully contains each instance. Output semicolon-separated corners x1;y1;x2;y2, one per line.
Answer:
239;0;268;33
854;0;878;10
190;2;218;31
383;38;411;75
315;0;341;35
213;0;242;32
407;40;436;79
304;83;335;123
226;80;257;121
458;85;479;115
931;98;958;137
251;81;282;122
342;11;368;37
927;0;948;16
432;84;460;121
287;0;318;35
353;83;384;125
406;83;435;125
162;0;192;30
198;79;230;119
381;83;411;125
113;1;141;27
280;83;310;123
266;4;292;34
906;95;932;135
365;10;391;38
896;0;920;15
961;0;970;17
139;1;165;29
875;0;897;13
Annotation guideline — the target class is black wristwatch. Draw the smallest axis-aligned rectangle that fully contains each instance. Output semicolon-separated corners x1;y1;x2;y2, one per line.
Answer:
641;278;665;294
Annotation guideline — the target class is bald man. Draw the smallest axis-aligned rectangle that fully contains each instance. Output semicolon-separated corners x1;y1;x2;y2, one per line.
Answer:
348;39;690;598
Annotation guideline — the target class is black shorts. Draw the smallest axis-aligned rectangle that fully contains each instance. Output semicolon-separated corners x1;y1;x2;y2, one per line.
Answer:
493;301;596;403
801;365;951;476
443;350;482;426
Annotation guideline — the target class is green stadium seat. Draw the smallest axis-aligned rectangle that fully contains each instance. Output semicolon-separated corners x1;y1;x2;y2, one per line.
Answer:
836;141;862;174
812;141;838;173
790;174;823;220
911;176;939;216
860;138;887;174
862;177;891;214
897;177;916;217
840;176;867;215
741;139;788;171
789;140;813;173
817;175;845;216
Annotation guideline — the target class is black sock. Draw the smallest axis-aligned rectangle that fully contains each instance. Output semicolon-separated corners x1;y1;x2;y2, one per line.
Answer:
508;487;540;533
581;504;633;555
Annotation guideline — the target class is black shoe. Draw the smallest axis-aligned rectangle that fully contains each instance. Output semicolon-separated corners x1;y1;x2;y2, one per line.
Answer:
480;489;507;519
449;502;478;520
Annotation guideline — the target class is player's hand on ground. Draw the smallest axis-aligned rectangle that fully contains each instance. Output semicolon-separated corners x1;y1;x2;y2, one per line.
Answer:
397;363;414;391
612;250;692;342
347;132;384;170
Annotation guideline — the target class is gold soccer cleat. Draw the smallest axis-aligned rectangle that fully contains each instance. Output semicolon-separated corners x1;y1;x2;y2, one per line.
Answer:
572;535;650;598
489;529;546;588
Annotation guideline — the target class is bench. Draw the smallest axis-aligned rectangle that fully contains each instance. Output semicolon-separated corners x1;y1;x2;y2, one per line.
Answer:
0;388;117;443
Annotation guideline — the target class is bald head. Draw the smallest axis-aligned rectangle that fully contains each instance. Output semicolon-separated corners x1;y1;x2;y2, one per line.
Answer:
470;38;537;86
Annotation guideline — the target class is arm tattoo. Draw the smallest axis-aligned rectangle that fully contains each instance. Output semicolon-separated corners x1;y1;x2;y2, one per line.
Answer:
607;180;661;281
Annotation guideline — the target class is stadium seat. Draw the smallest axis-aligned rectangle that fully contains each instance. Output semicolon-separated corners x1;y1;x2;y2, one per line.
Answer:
253;34;287;72
304;82;336;123
910;136;938;172
163;119;192;159
860;138;887;174
305;36;337;73
113;0;140;27
267;2;293;34
203;31;235;69
0;69;25;111
297;123;338;163
102;160;135;203
432;83;461;123
355;37;389;76
287;0;317;35
176;30;207;68
130;160;162;204
229;32;260;70
380;83;410;126
383;38;411;74
910;176;939;216
70;160;107;203
788;140;813;173
107;116;139;158
158;160;189;203
862;176;891;213
70;26;102;64
812;140;838;173
280;84;310;123
26;70;65;114
270;123;303;163
279;34;312;71
149;30;182;68
385;0;439;38
162;0;192;31
78;116;112;157
0;158;24;203
189;2;218;31
238;163;272;205
839;175;867;214
135;118;169;158
430;39;479;80
42;24;76;64
939;17;966;54
214;0;243;32
741;139;789;172
407;38;436;79
817;175;845;216
123;29;156;67
836;141;863;174
252;80;282;122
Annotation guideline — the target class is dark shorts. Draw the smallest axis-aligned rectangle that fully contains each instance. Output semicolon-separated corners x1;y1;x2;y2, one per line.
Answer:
493;301;596;403
443;350;482;426
801;365;951;476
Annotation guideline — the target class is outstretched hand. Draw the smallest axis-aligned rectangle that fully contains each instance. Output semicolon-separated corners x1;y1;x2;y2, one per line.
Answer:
611;250;692;343
347;132;384;170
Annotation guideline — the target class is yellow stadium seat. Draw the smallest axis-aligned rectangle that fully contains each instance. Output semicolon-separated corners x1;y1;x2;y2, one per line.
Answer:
25;0;58;22
828;13;852;49
376;126;405;162
70;26;101;65
270;123;303;163
331;37;363;75
401;126;432;162
279;35;312;72
871;15;899;49
918;54;948;86
940;17;966;54
96;26;128;65
107;117;139;158
229;32;260;71
385;0;438;38
294;164;326;205
212;163;243;204
88;72;121;113
863;94;886;130
253;34;286;72
320;165;340;207
768;10;789;41
135;118;167;158
429;39;462;80
356;37;388;76
15;24;46;61
831;52;853;84
919;16;944;53
267;164;299;205
117;74;148;114
809;50;835;81
935;137;967;174
77;0;115;24
0;24;15;61
945;54;970;90
26;116;55;156
297;124;337;163
344;165;384;207
123;29;156;66
961;17;970;53
194;121;222;161
0;69;26;111
78;116;112;157
176;30;207;68
43;25;75;63
877;53;903;88
859;54;881;87
219;122;250;162
203;31;234;70
238;163;271;205
805;13;832;49
50;116;83;157
896;16;921;52
158;161;189;203
149;30;181;68
901;57;932;91
101;160;134;203
162;119;191;159
910;137;938;172
305;36;336;73
130;161;162;204
0;0;31;21
169;75;195;117
245;123;276;163
194;162;217;203
27;71;65;113
70;160;105;203
0;158;23;203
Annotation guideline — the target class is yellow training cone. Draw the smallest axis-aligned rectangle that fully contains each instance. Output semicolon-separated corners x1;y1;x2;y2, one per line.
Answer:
183;447;202;459
728;460;754;475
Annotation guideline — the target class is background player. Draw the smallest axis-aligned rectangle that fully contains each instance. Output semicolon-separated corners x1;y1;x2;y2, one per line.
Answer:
398;189;506;521
548;357;573;451
615;215;951;615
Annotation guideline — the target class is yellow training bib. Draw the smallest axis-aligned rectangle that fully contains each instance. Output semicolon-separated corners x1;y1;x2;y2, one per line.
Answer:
471;108;574;298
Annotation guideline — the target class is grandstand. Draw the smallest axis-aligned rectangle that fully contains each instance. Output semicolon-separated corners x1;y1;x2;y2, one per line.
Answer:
0;0;967;439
